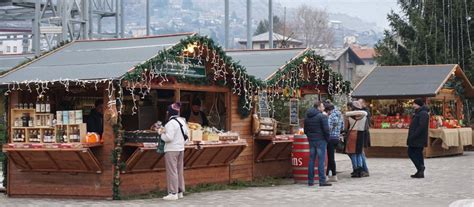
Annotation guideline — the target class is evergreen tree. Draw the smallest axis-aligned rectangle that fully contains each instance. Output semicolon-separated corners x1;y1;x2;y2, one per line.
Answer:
375;0;474;82
253;16;285;36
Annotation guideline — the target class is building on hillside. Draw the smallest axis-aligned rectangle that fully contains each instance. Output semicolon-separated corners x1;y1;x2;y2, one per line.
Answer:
313;47;364;84
350;45;377;86
351;45;376;65
0;28;32;54
237;32;303;49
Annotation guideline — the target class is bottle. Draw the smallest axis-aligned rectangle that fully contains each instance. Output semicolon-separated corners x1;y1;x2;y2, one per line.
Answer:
36;116;41;126
44;130;49;143
14;118;19;127
29;103;33;109
45;97;50;113
40;97;46;113
28;117;34;127
36;98;41;112
62;126;67;143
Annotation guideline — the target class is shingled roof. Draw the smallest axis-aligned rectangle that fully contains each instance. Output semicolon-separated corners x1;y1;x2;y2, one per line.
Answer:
351;64;474;98
0;33;192;83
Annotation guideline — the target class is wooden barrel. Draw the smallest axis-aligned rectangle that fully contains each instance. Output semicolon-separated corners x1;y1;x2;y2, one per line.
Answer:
292;134;326;184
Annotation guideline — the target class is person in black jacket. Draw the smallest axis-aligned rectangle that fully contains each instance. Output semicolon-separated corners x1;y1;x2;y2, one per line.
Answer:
304;101;331;187
183;98;209;126
407;98;429;178
87;99;104;136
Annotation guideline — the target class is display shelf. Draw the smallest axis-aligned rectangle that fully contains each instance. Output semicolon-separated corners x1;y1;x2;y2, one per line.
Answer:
3;143;103;174
255;136;293;162
12;126;54;129
121;141;246;173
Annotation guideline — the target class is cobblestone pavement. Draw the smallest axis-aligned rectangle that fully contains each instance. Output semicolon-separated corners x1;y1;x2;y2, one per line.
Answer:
0;152;473;207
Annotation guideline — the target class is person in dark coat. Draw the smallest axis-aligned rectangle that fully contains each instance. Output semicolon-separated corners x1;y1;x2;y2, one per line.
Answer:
407;98;429;178
304;101;331;187
183;98;209;126
87;99;104;136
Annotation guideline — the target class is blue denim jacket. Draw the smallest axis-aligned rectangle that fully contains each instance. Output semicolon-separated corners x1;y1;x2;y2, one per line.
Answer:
328;107;343;137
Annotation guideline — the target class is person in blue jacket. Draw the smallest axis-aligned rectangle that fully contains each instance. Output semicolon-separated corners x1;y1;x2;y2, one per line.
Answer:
304;100;332;187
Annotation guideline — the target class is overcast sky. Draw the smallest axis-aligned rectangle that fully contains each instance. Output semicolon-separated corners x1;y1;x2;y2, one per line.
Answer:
276;0;400;29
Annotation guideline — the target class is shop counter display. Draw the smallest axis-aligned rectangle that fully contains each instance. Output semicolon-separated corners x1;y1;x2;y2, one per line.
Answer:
457;127;473;146
122;130;247;173
254;135;293;162
366;128;471;158
253;135;293;178
3;143;103;174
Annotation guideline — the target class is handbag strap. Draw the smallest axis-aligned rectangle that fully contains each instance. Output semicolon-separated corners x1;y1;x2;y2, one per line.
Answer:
171;118;188;141
347;119;359;133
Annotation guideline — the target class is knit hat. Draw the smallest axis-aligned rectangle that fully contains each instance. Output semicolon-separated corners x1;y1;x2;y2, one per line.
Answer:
413;98;425;107
167;102;181;116
352;100;363;110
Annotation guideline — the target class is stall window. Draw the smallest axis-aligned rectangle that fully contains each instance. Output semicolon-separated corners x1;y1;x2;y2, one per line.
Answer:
181;91;228;130
260;43;265;49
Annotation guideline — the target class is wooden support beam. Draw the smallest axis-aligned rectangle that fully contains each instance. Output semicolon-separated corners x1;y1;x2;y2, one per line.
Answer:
75;151;91;172
255;142;274;162
206;147;224;165
44;151;61;170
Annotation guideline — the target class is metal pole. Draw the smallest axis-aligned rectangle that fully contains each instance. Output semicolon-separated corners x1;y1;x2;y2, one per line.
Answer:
224;0;229;49
121;0;125;37
98;17;102;34
61;1;68;41
33;0;40;56
83;0;89;39
246;0;252;49
89;0;93;38
146;0;150;36
115;0;119;37
268;0;273;49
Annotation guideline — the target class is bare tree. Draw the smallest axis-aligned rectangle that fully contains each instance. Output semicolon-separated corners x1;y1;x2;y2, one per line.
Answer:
292;5;334;48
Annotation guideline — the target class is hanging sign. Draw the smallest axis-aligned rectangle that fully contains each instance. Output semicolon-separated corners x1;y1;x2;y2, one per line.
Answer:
158;63;206;78
258;90;270;118
289;98;299;126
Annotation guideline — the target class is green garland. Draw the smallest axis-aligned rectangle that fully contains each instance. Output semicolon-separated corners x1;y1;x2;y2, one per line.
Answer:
123;35;263;118
1;89;8;191
444;77;470;124
111;81;125;200
266;50;352;94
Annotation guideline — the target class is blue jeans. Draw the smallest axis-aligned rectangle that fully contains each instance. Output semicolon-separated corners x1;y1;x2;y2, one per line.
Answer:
350;154;362;170
308;138;327;185
350;153;369;172
361;152;369;172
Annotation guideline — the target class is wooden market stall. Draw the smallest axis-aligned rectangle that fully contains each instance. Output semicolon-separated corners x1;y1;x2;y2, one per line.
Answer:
352;64;474;158
227;48;352;178
0;33;261;199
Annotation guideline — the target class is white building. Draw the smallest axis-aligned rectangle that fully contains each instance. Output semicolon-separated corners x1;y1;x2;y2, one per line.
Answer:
0;28;32;55
238;32;303;49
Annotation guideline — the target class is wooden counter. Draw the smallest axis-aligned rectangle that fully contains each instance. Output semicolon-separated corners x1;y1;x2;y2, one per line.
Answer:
122;141;247;173
3;143;103;174
366;128;469;158
253;135;293;178
254;136;293;162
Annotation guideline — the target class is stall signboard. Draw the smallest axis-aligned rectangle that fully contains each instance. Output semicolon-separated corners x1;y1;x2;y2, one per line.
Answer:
258;91;270;118
289;99;299;126
159;61;206;78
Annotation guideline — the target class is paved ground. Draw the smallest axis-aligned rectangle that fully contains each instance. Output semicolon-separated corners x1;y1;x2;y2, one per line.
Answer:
0;152;473;207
